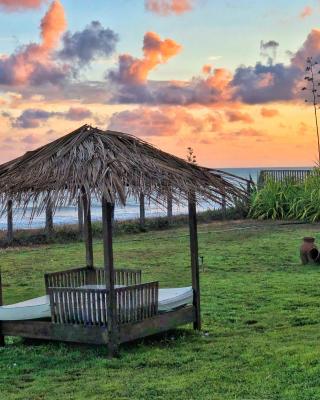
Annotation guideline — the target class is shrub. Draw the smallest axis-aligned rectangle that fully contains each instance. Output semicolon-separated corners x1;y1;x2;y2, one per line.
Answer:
249;169;320;222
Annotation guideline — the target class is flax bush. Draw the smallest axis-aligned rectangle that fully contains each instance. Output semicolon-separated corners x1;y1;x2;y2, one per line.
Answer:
249;169;320;222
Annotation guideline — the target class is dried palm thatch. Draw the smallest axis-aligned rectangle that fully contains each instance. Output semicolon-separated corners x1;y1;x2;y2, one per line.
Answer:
0;124;246;218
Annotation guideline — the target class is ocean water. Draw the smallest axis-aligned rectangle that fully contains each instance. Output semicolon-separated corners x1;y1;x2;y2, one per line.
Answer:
0;167;311;230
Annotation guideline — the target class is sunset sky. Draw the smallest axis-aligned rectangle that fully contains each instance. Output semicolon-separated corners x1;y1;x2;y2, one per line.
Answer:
0;0;320;167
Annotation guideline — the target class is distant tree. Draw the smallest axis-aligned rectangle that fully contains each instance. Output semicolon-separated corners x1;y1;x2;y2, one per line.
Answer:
302;56;320;164
187;147;197;164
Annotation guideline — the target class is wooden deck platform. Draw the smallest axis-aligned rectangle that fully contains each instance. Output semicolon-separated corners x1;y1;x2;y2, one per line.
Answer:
1;306;195;345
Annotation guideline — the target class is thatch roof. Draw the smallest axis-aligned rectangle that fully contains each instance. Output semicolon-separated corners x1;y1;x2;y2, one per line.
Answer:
0;124;246;216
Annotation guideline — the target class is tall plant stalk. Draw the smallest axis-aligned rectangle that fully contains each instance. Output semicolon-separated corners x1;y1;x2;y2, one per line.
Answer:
310;60;320;164
302;57;320;165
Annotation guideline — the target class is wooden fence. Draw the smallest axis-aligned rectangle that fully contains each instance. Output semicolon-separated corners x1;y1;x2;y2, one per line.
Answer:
257;169;311;188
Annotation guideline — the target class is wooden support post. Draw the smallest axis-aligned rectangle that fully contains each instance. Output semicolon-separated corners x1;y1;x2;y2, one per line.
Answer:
139;192;145;229
102;199;119;357
0;271;4;346
221;192;226;220
81;188;94;268
257;171;264;189
246;177;253;209
112;204;115;223
78;195;84;236
45;202;54;238
167;192;173;220
188;194;201;330
7;200;13;245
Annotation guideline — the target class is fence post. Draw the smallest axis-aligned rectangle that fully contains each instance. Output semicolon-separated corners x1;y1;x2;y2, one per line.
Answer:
45;202;54;238
102;199;119;358
221;191;226;220
78;195;84;236
188;193;201;330
0;270;4;346
139;192;145;229
82;188;94;268
257;171;264;189
7;200;13;245
246;176;254;210
167;192;173;221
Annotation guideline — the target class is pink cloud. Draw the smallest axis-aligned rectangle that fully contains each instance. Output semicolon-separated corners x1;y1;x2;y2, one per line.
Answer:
202;64;212;75
65;107;92;121
291;28;320;68
0;0;67;85
21;134;39;144
299;6;313;19
108;106;223;137
220;128;265;141
0;0;45;11
109;44;234;105
145;0;194;15
225;110;254;123
12;106;93;128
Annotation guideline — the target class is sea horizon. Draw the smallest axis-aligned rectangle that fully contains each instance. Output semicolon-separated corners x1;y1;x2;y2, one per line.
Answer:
0;166;313;231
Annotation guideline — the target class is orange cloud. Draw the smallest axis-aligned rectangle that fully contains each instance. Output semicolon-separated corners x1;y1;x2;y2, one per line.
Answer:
0;0;67;85
0;0;45;10
145;0;194;15
220;128;265;141
291;28;320;68
299;6;313;19
109;31;181;85
298;121;309;136
109;47;234;104
40;0;66;50
260;107;279;117
225;110;254;123
205;68;233;95
202;64;212;75
108;106;223;137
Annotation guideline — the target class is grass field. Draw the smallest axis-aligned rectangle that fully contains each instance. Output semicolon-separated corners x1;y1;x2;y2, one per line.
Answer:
0;220;320;400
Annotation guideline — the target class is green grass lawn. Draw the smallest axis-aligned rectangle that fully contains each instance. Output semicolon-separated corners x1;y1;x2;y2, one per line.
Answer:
1;220;320;400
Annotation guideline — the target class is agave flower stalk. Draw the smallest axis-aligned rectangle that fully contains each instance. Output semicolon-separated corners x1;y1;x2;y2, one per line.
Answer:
302;57;320;165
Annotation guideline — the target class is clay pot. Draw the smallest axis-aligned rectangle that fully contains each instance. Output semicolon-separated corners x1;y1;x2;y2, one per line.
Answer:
309;248;320;263
300;237;317;264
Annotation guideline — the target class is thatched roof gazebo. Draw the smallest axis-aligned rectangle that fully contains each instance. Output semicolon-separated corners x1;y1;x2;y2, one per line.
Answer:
0;124;245;356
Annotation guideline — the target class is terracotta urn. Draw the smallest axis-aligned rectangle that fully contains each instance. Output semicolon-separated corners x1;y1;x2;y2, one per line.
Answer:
300;237;317;264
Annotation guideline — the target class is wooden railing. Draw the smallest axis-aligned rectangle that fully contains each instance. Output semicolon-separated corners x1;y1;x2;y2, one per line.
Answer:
44;267;142;292
45;267;88;290
115;282;159;324
95;268;142;287
48;281;159;326
258;169;311;188
48;287;108;325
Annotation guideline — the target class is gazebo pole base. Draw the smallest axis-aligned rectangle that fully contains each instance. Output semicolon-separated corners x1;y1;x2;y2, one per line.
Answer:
188;195;201;331
102;199;119;358
81;188;94;269
0;271;4;347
